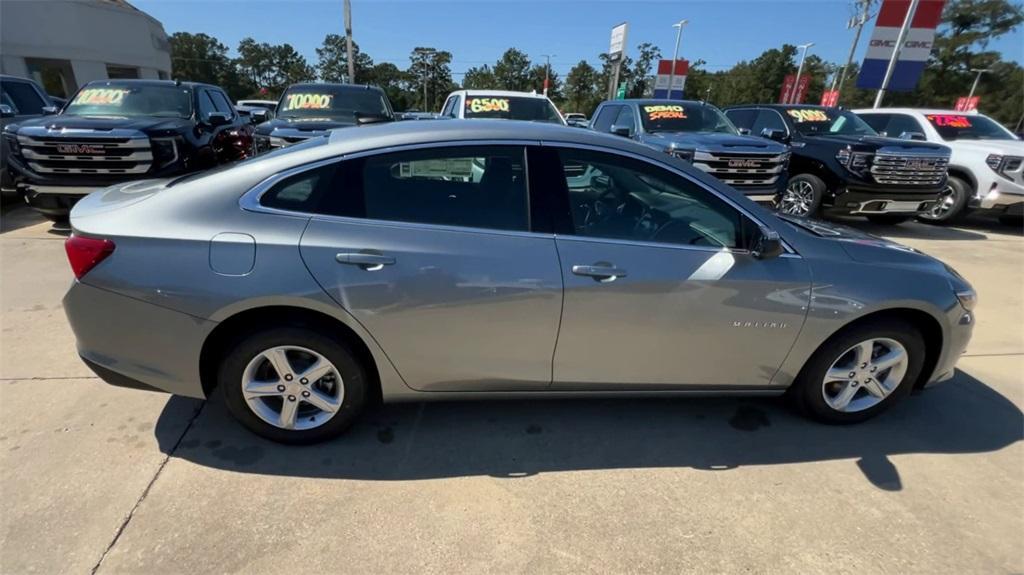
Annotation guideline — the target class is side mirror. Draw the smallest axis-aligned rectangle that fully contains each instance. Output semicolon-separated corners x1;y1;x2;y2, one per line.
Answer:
206;112;231;127
610;123;633;138
752;228;784;260
899;131;927;141
0;105;14;119
760;128;789;143
249;109;269;124
42;105;59;115
737;127;751;135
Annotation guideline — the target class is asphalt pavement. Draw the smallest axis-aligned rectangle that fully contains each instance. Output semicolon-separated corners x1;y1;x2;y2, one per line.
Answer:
1;204;1021;574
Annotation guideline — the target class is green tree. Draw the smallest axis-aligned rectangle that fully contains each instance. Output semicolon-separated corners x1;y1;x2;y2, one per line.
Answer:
564;60;600;114
363;62;414;111
408;47;453;111
529;64;563;101
629;42;662;97
598;53;634;99
316;34;374;83
168;32;255;100
493;48;533;91
462;64;496;89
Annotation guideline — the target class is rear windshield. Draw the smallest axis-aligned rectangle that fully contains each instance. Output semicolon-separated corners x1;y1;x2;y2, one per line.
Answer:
463;96;562;123
639;102;737;134
924;114;1017;141
65;84;192;118
785;108;876;137
278;86;391;121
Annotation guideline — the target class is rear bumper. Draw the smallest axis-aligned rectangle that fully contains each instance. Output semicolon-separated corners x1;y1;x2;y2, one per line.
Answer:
64;281;214;399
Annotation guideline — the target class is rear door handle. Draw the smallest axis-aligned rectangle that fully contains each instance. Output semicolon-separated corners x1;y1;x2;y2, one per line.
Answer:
571;264;627;282
336;252;395;271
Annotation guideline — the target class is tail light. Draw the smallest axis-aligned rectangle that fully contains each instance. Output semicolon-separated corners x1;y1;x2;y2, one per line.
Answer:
65;235;115;279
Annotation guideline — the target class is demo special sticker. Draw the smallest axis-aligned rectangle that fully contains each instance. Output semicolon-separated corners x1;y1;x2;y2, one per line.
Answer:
74;88;129;106
466;98;510;113
786;109;829;123
283;93;334;111
644;105;686;121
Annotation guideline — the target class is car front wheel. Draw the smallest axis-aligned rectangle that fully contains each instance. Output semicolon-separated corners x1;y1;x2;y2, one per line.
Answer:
779;174;825;217
219;327;368;444
918;176;969;224
790;320;926;424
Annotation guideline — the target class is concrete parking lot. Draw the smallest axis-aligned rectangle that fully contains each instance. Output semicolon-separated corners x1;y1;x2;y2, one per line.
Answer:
1;204;1021;574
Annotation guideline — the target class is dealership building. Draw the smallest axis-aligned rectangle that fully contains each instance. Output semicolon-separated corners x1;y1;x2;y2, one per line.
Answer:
0;0;171;98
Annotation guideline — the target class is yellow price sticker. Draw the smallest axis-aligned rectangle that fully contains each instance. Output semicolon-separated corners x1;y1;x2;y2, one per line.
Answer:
643;105;687;121
74;88;129;106
786;109;830;123
283;93;333;111
466;98;510;113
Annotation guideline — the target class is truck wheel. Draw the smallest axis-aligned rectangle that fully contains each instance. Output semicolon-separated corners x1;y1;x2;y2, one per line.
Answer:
918;176;969;224
865;215;911;225
779;174;825;218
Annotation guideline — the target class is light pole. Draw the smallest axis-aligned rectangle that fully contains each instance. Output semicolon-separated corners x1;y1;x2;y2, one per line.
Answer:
667;19;688;99
414;48;436;111
790;42;814;104
541;54;556;96
967;68;989;100
344;0;355;83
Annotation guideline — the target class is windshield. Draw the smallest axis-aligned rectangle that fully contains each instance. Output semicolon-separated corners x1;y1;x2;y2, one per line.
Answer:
925;114;1017;141
64;84;192;118
785;108;876;136
463;96;562;123
278;86;391;121
639;102;738;134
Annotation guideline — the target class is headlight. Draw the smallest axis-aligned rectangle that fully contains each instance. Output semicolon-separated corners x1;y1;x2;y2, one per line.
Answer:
667;147;694;162
956;289;977;311
150;137;180;168
2;133;19;157
836;147;872;173
985;154;1003;171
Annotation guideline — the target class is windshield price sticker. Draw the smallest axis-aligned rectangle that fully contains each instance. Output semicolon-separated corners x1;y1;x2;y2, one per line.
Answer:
283;94;333;111
787;109;829;123
74;88;129;106
926;114;972;128
644;105;687;121
466;98;510;113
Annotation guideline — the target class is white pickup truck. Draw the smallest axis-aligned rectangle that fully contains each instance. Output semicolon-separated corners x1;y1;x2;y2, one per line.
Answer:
439;90;566;125
854;108;1023;226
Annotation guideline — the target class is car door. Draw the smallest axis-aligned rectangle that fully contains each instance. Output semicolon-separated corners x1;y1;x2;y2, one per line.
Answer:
540;145;811;389
298;144;564;391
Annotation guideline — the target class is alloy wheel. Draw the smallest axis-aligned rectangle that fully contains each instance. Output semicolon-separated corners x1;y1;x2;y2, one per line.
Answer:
922;184;957;220
821;338;908;413
240;345;344;430
781;181;815;216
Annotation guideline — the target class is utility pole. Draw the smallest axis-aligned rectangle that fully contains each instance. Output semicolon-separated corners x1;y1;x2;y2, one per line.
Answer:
967;68;989;100
790;43;814;104
834;0;873;104
415;48;436;111
344;0;355;83
541;54;556;96
873;0;919;108
668;19;688;99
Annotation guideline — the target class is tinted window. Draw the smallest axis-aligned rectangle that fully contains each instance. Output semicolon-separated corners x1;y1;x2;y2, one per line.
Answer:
784;108;876;136
1;81;46;115
441;96;454;117
556;148;757;249
65;83;192;118
360;146;529;231
209;90;234;116
859;113;891;133
462;96;561;123
260;164;334;212
752;109;787;136
638;102;738;134
924;114;1016;141
197;91;217;120
279;85;391;121
724;109;756;129
615;105;637;131
592;105;619;132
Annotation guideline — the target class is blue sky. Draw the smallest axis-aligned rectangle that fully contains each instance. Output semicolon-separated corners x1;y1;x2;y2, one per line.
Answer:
134;0;1024;80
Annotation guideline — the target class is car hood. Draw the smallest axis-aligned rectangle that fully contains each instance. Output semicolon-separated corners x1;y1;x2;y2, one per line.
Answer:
778;215;946;270
802;133;947;154
642;131;788;153
12;114;192;134
947;139;1024;156
257;117;357;135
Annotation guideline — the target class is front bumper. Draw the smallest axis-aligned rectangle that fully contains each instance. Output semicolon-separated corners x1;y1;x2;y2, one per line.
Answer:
973;178;1024;212
825;187;941;215
64;281;214;399
922;306;975;389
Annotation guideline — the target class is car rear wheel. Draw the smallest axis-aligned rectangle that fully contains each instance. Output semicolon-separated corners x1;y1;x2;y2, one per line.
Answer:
219;327;368;444
918;176;969;224
779;174;825;217
789;320;925;424
865;214;912;225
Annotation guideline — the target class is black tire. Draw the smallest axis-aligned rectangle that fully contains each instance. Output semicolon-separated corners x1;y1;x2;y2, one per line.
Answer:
918;176;970;224
41;212;70;224
779;174;825;218
789;319;926;424
865;214;912;225
998;214;1023;228
219;327;369;444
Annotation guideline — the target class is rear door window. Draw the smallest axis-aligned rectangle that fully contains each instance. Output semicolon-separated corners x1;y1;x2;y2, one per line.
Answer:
751;110;787;136
2;81;46;115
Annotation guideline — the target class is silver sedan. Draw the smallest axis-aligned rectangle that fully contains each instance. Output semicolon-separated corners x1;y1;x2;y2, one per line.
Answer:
63;120;976;443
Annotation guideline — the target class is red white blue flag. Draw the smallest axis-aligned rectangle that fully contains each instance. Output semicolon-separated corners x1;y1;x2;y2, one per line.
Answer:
857;0;945;91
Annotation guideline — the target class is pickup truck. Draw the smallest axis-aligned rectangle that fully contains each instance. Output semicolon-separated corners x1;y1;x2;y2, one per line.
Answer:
1;75;60;200
2;79;254;221
725;104;952;224
591;99;790;203
439;90;566;125
253;83;395;152
854;108;1023;226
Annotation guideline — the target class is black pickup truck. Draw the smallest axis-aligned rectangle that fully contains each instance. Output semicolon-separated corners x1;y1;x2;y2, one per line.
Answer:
724;104;951;223
2;79;253;221
254;83;395;152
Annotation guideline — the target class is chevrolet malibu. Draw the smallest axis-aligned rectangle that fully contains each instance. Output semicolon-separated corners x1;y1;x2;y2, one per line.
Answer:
63;121;976;444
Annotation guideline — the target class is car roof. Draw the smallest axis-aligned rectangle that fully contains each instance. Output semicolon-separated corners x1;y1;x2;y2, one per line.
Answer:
82;79;215;90
451;89;551;99
852;107;981;116
286;83;386;93
610;99;713;106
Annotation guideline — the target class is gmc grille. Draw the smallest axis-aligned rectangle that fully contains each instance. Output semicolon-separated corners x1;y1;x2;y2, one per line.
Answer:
16;129;152;175
692;151;787;188
870;154;948;186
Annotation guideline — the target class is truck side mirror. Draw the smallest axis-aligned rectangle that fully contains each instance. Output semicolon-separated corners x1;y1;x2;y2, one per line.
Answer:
206;112;231;127
760;128;789;144
249;109;269;124
899;131;927;141
610;123;633;138
42;106;59;115
0;105;14;118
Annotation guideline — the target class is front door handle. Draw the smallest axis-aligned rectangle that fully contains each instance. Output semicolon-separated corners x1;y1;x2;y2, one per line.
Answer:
336;252;396;271
571;263;627;283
